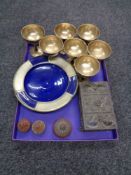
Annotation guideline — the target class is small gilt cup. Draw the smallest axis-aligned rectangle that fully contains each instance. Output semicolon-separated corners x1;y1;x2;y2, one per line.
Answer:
88;40;112;60
54;23;77;40
74;55;100;81
39;35;64;56
77;24;100;42
21;24;45;57
64;38;87;62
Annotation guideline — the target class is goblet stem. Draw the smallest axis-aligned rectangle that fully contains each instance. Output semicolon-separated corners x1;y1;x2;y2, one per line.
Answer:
77;74;87;82
30;43;43;57
86;41;90;45
60;49;66;55
59;39;66;54
67;57;73;63
48;53;59;59
34;43;38;51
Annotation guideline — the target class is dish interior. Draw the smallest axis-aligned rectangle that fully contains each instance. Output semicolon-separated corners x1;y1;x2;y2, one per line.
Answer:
24;63;69;102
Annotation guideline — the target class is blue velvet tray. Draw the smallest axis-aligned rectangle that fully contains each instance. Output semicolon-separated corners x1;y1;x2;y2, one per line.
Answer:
12;44;118;141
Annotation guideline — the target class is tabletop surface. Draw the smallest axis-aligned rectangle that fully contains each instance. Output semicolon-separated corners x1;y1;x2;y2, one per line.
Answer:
0;0;130;175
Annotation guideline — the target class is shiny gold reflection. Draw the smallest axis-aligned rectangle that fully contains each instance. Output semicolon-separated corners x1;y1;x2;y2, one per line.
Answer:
64;38;87;57
74;55;100;77
54;23;77;40
88;40;112;60
21;24;45;42
39;35;64;54
77;24;100;41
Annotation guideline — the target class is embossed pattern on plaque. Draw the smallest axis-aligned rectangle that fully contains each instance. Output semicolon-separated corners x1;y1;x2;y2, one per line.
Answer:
79;81;117;131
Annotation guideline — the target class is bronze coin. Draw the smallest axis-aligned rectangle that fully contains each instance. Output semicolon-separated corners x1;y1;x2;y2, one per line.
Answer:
32;120;46;134
53;118;72;138
17;118;31;133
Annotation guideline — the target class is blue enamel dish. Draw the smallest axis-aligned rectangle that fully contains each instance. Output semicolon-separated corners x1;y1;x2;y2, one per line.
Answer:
13;56;78;112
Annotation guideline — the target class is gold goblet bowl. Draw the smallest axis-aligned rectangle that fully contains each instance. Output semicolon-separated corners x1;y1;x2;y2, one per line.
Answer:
21;24;45;57
54;23;77;40
74;55;100;77
21;24;45;42
77;24;100;41
88;40;112;60
39;35;64;55
64;38;87;60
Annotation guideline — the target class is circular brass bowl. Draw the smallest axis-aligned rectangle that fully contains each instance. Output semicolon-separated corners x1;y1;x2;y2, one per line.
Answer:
74;55;100;77
77;24;100;41
21;24;45;42
64;38;87;57
88;40;112;60
54;23;77;40
39;35;64;54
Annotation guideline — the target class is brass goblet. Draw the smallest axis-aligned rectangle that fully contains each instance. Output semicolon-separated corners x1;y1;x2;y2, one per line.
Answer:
64;38;87;62
54;23;77;40
77;24;100;41
21;24;45;57
39;35;64;56
88;40;112;60
74;55;100;80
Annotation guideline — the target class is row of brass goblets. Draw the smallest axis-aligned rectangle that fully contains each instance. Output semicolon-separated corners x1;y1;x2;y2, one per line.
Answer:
21;23;112;79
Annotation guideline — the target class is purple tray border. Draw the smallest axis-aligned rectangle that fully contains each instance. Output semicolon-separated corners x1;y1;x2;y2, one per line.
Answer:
12;44;119;142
